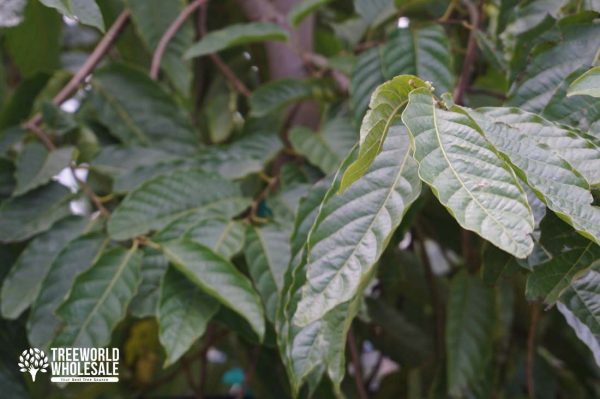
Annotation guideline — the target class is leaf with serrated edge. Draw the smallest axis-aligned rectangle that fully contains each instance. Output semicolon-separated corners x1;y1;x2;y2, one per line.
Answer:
401;87;534;258
107;169;249;240
294;125;421;326
161;239;265;340
53;245;142;347
158;267;219;367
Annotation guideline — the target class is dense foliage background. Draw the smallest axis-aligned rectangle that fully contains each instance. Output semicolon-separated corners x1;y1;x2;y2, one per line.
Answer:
0;0;599;398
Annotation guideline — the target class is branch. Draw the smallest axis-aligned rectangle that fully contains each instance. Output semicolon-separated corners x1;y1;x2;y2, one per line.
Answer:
527;304;541;399
347;329;369;399
69;164;110;218
209;54;252;97
150;0;207;79
452;0;483;105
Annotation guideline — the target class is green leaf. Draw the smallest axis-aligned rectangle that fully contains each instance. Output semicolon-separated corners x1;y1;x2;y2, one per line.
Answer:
480;107;600;186
129;248;169;318
289;116;356;174
558;264;600;367
294;125;421;326
0;158;15;199
27;232;108;349
567;66;600;98
353;0;395;26
89;64;199;155
288;0;331;27
53;245;142;347
526;216;600;304
245;224;291;321
107;169;249;240
250;78;334;117
481;244;521;285
158;267;219;367
469;108;600;246
351;25;454;121
401;88;534;258
0;182;73;243
13;142;74;196
340;75;428;191
446;272;496;396
185;22;288;58
39;0;104;31
0;216;87;319
185;218;246;260
161;239;265;340
127;0;193;93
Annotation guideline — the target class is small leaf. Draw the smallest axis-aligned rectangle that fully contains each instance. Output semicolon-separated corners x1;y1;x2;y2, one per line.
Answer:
288;0;331;27
13;142;74;196
161;239;265;340
39;0;104;31
568;66;600;98
53;246;142;347
158;267;219;367
185;22;288;58
107;169;249;240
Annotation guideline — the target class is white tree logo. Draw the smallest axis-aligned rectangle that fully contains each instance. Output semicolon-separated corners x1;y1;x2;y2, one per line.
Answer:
18;348;49;382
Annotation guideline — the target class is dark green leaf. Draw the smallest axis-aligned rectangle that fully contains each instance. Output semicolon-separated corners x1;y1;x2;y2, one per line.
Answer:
186;218;246;260
13;142;74;196
288;0;331;27
129;248;169;318
250;78;334;117
39;0;104;31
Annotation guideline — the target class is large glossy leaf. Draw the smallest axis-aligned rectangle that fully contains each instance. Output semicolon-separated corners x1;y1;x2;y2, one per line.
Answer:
289;116;356;174
128;248;169;318
0;182;73;243
340;75;428;191
53;245;142;347
469;108;600;246
568;66;600;98
158;267;219;367
0;216;87;319
27;232;108;348
245;224;291;321
558;265;600;367
288;0;331;26
250;78;334;117
401;88;534;258
185;22;288;58
89;64;199;155
127;0;193;93
185;218;245;260
161;239;265;340
351;25;454;121
480;107;600;186
13;142;74;196
39;0;104;31
107;169;248;240
446;272;496;396
294;125;421;326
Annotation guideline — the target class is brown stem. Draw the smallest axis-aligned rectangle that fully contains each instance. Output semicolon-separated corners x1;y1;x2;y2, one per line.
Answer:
26;122;56;151
347;330;369;399
150;0;207;80
452;0;483;105
208;54;252;97
527;305;541;399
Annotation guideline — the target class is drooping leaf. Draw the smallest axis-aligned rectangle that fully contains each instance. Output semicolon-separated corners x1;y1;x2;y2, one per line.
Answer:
446;272;496;396
161;239;265;340
39;0;104;31
245;224;291;321
558;265;600;367
185;218;245;260
107;169;249;240
250;78;334;117
128;248;169;318
0;182;74;243
351;25;454;121
88;64;199;155
127;0;193;93
53;245;142;347
185;22;288;58
13;142;74;196
294;125;421;326
0;216;88;319
289;116;356;174
340;75;428;191
158;267;219;367
567;66;600;98
401;88;534;258
288;0;331;27
27;232;108;349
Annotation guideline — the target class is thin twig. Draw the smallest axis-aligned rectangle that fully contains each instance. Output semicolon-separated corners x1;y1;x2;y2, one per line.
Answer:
453;0;483;105
151;0;207;79
527;305;541;399
26;122;56;151
209;54;252;97
25;10;131;133
348;330;369;399
69;164;110;217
